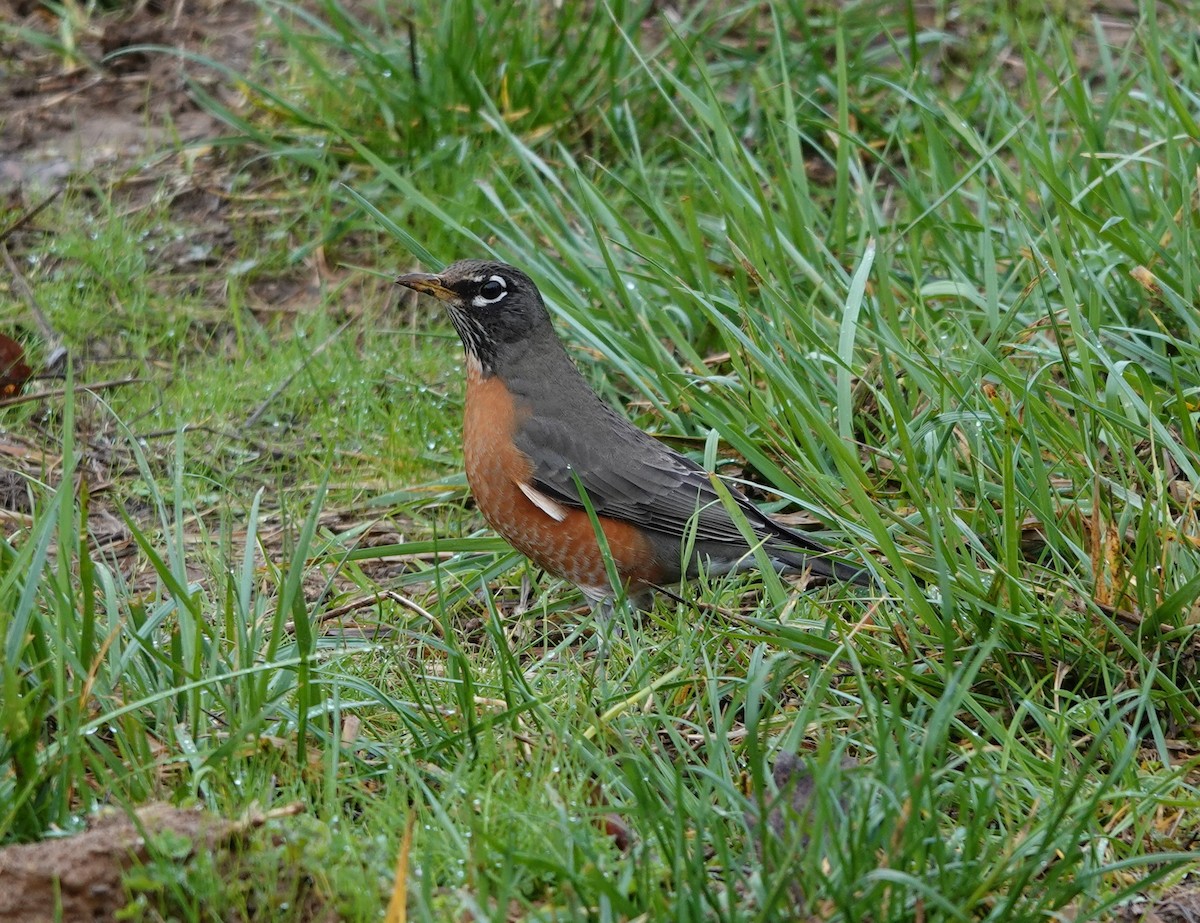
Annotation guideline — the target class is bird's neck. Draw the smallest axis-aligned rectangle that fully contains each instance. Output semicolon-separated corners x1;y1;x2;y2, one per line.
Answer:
491;331;591;404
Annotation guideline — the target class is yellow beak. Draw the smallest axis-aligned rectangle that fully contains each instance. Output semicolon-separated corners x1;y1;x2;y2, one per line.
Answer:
395;272;456;302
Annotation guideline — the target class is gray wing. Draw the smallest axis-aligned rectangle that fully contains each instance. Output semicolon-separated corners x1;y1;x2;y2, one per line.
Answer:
511;402;869;585
513;407;808;548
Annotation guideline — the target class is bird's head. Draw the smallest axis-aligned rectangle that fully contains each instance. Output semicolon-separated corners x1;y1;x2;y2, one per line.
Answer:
396;259;554;376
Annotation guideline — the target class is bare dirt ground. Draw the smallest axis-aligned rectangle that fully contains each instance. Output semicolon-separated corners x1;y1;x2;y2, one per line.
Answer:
0;0;254;191
0;802;313;923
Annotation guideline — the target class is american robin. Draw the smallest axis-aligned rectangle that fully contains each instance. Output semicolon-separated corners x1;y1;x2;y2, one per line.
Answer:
396;259;870;606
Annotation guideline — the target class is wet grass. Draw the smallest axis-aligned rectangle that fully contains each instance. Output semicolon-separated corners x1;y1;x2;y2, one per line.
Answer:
2;0;1199;920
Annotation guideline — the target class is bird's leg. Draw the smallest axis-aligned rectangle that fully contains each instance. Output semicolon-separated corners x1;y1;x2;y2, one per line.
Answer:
583;589;621;656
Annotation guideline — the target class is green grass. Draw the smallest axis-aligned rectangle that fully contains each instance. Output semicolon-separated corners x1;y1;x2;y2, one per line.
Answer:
2;0;1199;919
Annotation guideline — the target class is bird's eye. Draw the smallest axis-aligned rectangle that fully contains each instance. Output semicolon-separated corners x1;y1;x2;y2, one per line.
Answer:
478;277;507;302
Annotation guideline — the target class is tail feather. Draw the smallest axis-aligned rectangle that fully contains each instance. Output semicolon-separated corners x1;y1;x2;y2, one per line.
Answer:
766;523;874;588
770;546;874;588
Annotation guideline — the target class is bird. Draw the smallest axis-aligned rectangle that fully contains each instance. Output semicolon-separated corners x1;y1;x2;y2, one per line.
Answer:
396;259;870;607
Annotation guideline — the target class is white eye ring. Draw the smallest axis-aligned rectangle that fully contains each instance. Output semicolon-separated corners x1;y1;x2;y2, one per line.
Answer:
472;275;508;307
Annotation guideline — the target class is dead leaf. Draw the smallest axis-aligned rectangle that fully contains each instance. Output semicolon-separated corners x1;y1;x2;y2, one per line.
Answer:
0;334;31;397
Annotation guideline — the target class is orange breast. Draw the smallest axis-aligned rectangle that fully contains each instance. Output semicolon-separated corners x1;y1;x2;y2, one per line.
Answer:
462;365;663;594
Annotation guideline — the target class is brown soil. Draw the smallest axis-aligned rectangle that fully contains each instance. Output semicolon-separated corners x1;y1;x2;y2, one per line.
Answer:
1117;879;1200;923
0;803;239;922
0;0;256;192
